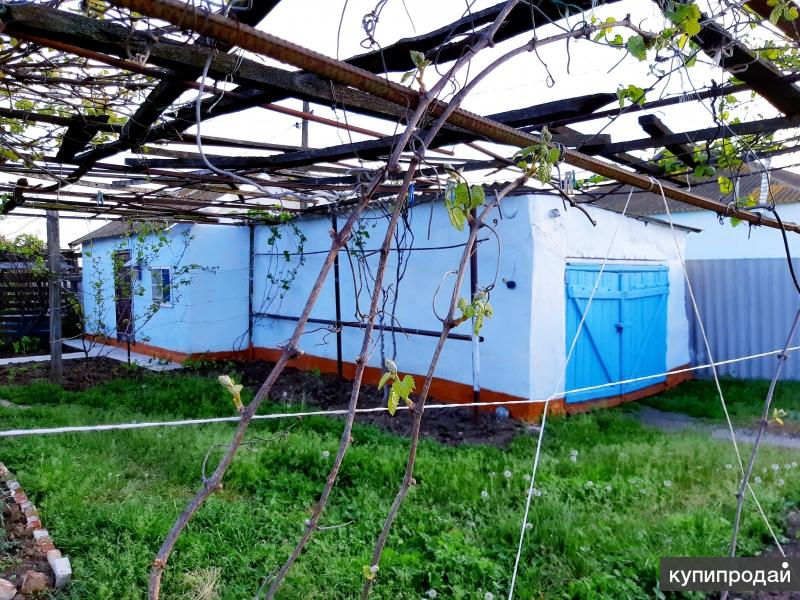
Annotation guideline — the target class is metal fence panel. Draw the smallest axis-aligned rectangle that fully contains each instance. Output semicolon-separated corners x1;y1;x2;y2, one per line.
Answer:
686;258;800;380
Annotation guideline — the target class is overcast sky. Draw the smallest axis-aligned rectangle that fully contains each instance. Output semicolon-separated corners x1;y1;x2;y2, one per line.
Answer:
0;0;787;245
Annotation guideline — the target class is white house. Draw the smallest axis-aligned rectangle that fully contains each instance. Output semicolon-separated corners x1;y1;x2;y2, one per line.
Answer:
72;192;694;419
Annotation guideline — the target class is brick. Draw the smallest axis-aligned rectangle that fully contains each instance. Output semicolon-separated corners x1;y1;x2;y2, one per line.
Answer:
0;463;11;482
13;491;27;505
20;571;48;595
6;480;19;491
32;529;50;542
48;556;71;589
24;516;41;530
0;578;15;600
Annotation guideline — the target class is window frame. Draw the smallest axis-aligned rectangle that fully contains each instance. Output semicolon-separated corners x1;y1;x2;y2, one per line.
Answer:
150;267;173;307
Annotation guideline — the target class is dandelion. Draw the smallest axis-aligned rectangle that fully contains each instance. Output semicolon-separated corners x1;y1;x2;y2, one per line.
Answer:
762;467;768;473
755;476;762;484
585;481;594;488
489;471;496;478
426;590;438;599
793;462;798;468
481;490;489;499
282;391;288;398
725;464;733;470
570;455;577;463
525;522;533;530
663;480;672;488
503;470;512;479
570;449;578;457
533;488;542;497
485;593;495;600
772;464;780;471
639;488;647;494
779;479;786;487
523;474;531;482
628;477;636;484
786;464;792;470
605;485;612;492
321;450;330;459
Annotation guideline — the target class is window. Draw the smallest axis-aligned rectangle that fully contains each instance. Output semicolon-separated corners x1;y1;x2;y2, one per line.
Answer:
150;268;172;305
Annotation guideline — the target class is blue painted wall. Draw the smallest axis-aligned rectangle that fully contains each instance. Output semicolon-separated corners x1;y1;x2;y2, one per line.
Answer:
80;224;248;354
251;195;535;399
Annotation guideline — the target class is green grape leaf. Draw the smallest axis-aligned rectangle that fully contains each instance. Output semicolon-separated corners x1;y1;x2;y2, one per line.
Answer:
378;371;393;390
387;387;400;416
626;35;647;61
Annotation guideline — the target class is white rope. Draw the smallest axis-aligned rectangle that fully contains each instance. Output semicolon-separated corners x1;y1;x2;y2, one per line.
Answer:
0;343;798;438
507;188;634;599
652;178;785;557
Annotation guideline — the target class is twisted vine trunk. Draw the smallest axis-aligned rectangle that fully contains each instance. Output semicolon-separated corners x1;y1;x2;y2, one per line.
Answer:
147;172;387;599
263;162;418;598
361;175;528;599
725;307;800;563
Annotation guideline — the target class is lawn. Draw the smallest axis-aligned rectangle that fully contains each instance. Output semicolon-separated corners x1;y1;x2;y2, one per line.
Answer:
643;378;800;422
1;372;800;599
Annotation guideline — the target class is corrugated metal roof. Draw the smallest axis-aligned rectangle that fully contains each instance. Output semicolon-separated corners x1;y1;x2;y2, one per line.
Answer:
68;221;135;247
580;167;800;217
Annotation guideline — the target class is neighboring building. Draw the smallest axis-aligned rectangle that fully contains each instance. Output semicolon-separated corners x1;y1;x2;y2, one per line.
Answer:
71;193;695;419
587;167;800;379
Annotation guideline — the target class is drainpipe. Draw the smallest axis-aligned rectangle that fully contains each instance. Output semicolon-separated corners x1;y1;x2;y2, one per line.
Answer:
332;212;343;380
248;223;255;360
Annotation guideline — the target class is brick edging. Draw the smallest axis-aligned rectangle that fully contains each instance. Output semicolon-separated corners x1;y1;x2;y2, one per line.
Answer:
0;461;72;592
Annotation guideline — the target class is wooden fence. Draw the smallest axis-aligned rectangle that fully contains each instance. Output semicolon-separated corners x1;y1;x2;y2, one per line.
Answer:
0;251;80;346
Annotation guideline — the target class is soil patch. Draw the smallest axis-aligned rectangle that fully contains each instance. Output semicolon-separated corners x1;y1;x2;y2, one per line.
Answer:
0;357;142;391
214;360;525;447
706;510;800;600
0;496;53;597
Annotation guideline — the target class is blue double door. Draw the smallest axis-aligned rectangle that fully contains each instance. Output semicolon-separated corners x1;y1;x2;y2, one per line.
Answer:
565;263;668;403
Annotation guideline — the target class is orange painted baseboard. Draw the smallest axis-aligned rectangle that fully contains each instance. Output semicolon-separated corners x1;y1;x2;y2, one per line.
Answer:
84;335;692;422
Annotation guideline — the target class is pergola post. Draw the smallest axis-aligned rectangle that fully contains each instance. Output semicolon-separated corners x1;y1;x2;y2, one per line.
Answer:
46;209;63;384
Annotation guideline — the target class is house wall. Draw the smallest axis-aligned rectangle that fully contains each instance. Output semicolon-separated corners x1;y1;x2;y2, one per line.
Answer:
528;196;692;401
657;205;800;260
252;194;535;400
80;224;248;354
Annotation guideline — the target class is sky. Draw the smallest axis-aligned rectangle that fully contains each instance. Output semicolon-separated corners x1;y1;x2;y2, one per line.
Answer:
0;0;791;245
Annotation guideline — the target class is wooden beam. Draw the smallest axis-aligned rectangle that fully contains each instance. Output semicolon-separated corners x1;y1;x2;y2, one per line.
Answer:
580;115;800;155
638;114;699;168
658;1;800;116
347;0;621;73
746;0;800;41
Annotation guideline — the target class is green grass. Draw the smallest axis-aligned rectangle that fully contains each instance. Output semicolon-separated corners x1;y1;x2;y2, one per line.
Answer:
643;379;800;421
1;374;800;599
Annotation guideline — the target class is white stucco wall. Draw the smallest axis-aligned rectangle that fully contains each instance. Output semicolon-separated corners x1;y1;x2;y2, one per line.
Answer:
528;197;692;401
253;194;535;398
80;224;248;354
654;204;800;260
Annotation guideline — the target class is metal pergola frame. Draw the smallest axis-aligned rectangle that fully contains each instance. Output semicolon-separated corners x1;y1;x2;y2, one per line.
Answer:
0;0;797;232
